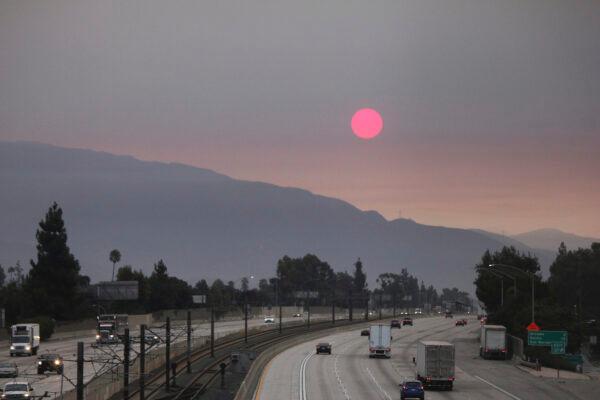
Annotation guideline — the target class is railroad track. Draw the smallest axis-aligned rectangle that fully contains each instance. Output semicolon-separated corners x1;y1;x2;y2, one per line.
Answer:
118;319;346;400
148;319;366;400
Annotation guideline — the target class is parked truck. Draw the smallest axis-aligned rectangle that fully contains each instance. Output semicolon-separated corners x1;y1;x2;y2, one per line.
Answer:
416;341;455;390
9;324;40;356
96;314;128;344
480;324;507;359
368;324;392;358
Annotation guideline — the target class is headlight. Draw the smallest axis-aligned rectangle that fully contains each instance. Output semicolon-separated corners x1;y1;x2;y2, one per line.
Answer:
95;334;100;339
24;394;30;398
109;335;114;338
38;361;43;365
25;345;31;351
10;345;14;350
54;359;61;365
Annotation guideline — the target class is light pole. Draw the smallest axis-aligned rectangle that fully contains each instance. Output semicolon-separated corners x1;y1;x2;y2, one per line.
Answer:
489;263;536;323
479;267;507;307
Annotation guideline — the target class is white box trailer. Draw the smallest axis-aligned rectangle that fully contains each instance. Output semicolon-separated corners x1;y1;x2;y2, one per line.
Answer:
480;325;507;359
369;324;392;358
9;324;40;356
416;341;455;390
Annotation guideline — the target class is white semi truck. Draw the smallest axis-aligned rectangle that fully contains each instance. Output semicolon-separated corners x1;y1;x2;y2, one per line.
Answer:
368;324;392;358
9;324;40;356
416;340;455;390
480;324;507;359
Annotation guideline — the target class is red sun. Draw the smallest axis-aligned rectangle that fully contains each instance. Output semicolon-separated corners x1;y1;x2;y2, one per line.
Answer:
351;108;383;139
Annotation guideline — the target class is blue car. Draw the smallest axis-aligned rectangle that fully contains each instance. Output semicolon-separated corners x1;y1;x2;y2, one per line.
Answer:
400;380;425;400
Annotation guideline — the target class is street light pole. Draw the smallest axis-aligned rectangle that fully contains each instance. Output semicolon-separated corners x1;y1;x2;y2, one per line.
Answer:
490;263;536;322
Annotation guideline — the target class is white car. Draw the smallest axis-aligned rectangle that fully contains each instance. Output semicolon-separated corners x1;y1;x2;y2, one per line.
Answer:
264;316;275;323
1;382;36;399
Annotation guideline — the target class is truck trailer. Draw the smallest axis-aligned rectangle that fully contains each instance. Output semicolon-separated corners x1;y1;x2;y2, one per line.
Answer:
368;324;392;358
480;324;507;359
9;324;40;356
416;341;455;390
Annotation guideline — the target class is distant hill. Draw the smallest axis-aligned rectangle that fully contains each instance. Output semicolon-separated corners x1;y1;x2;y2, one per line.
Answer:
512;229;599;252
0;141;553;292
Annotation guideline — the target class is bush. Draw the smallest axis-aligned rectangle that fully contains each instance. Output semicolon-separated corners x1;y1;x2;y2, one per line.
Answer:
24;316;55;341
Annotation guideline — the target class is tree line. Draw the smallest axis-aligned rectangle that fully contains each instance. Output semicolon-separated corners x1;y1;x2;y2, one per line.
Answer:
474;243;600;355
1;202;470;326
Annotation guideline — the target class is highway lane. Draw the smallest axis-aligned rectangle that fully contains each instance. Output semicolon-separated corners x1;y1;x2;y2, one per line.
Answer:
257;316;598;400
0;314;327;398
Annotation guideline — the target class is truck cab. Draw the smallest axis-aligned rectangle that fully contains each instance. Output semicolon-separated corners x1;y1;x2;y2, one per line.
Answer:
9;324;40;357
96;314;128;344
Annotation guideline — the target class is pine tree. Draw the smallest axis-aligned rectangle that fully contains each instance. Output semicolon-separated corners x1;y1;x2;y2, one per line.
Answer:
27;202;84;319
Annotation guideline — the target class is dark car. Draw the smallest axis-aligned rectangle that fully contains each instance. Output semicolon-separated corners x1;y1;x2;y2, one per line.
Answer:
0;362;18;378
402;317;413;326
400;379;425;400
360;329;370;336
144;333;160;346
37;354;64;375
391;319;402;328
455;319;466;326
316;342;332;354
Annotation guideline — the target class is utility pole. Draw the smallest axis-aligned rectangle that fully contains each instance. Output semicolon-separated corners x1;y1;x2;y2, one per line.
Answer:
76;342;83;400
349;289;353;321
123;328;130;400
165;317;171;391
139;325;146;400
186;310;192;373
210;306;215;358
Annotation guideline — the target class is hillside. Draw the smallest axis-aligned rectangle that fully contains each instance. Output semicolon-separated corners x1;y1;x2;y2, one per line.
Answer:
0;141;552;291
513;228;599;252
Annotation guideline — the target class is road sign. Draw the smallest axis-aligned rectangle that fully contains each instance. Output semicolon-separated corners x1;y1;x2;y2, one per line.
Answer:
94;281;139;300
294;291;319;299
527;322;540;331
193;295;207;304
528;330;567;354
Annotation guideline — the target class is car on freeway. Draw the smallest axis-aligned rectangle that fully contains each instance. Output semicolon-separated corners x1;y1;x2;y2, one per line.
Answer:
399;379;425;400
391;319;402;328
292;313;302;318
0;362;18;378
444;312;453;318
360;329;370;336
37;354;64;375
144;333;160;346
316;342;332;354
1;382;36;399
402;317;413;326
264;316;275;323
455;319;466;326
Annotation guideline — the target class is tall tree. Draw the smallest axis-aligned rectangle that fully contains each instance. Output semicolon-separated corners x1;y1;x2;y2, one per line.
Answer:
109;249;122;281
26;202;88;319
353;258;367;293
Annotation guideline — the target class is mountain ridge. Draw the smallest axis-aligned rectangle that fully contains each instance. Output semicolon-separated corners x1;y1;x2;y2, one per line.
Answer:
0;141;555;292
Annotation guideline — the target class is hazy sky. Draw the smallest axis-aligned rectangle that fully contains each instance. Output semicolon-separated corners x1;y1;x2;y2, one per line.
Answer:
1;0;599;237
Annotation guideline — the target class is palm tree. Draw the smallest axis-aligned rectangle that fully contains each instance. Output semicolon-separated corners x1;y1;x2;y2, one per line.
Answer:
109;249;121;281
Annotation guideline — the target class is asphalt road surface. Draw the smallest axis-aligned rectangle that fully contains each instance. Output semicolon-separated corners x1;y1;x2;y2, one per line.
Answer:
0;314;327;398
256;316;599;400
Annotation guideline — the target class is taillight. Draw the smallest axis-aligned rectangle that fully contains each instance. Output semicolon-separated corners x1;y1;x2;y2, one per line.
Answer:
449;377;455;381
501;348;507;352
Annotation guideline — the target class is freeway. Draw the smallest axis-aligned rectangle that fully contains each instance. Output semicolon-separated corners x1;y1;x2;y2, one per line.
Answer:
256;316;599;400
0;314;324;399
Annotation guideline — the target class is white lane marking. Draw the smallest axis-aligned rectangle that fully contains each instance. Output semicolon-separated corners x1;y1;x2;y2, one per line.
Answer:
334;354;351;400
366;367;392;400
299;351;313;400
475;375;523;400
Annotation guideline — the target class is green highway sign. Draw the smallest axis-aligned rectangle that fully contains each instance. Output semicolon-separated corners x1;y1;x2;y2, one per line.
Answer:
528;330;567;354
